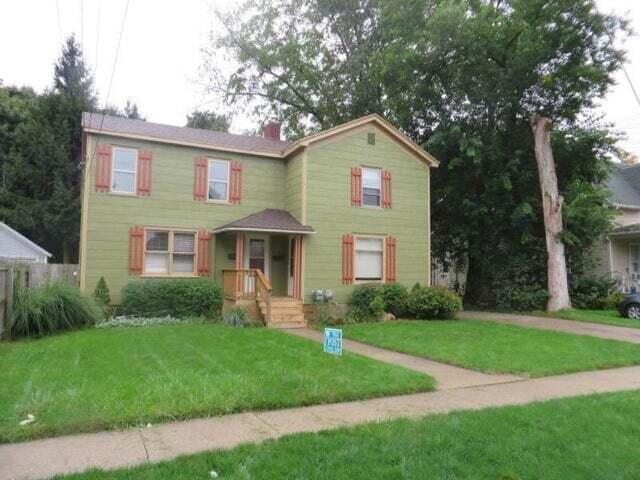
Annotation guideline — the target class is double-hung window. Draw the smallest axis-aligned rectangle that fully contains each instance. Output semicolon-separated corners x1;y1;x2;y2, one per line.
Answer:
631;244;640;279
144;230;196;275
355;236;383;281
208;159;230;202
112;147;137;194
362;167;381;207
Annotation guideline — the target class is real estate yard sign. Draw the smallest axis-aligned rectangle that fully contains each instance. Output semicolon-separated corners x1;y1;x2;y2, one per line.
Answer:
323;328;342;356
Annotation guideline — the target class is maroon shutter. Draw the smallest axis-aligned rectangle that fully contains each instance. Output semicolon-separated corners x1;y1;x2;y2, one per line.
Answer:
197;230;212;276
351;167;362;206
194;157;208;201
382;170;392;208
137;150;153;196
95;144;112;192
229;160;243;204
342;234;354;284
129;226;144;274
385;236;396;282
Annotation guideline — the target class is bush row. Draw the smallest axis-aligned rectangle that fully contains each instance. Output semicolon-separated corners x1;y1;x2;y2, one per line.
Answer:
346;282;462;322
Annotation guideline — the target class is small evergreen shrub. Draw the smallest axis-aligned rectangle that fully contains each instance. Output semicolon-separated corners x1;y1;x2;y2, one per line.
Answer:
379;283;409;317
407;286;462;319
571;276;616;310
93;276;111;306
119;278;222;319
508;286;549;312
346;283;381;322
9;282;101;338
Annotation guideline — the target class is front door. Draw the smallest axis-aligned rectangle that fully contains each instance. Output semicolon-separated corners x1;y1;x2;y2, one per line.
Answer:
245;236;269;292
287;237;295;297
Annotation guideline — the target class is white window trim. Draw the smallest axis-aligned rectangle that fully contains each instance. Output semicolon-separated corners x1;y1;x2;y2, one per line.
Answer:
361;166;382;209
354;234;385;283
142;228;198;277
207;158;231;204
111;147;138;195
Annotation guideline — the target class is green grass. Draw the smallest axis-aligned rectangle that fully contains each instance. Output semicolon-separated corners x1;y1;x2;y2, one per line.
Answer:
0;324;433;443
534;308;640;329
341;320;640;376
60;390;640;479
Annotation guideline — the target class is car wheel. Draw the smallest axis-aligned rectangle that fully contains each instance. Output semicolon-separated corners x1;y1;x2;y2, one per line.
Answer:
626;303;640;320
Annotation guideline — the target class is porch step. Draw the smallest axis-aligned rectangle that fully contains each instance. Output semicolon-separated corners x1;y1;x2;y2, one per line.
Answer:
258;297;307;328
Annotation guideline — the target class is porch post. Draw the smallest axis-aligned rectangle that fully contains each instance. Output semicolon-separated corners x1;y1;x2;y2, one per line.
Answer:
235;233;244;298
293;235;303;300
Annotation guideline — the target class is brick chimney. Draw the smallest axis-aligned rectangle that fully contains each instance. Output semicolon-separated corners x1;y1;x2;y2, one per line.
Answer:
263;120;281;141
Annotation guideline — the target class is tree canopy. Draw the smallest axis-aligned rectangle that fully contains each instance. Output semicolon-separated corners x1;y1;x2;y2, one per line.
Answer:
185;110;231;132
208;0;627;305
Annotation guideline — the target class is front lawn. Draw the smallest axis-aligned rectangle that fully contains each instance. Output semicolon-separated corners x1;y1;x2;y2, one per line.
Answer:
0;324;433;443
341;320;640;376
535;308;640;329
61;390;640;479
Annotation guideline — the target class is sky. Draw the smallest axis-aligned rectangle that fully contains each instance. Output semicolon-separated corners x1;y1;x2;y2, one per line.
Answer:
1;0;640;151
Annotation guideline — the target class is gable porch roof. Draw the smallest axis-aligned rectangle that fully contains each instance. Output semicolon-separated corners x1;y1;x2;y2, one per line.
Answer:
212;209;315;235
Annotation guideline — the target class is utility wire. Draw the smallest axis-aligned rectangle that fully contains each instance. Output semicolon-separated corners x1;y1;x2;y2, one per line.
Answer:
90;0;132;165
622;65;640;110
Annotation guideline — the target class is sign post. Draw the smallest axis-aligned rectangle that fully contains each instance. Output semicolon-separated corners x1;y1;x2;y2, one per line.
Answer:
323;327;343;356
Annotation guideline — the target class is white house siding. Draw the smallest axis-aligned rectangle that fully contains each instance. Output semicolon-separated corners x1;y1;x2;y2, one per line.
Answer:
0;225;49;264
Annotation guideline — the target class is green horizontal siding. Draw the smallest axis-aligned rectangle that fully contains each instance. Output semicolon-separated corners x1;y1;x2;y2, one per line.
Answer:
303;125;430;303
83;135;287;302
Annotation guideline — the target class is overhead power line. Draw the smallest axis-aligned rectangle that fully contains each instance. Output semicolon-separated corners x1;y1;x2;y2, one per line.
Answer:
622;65;640;110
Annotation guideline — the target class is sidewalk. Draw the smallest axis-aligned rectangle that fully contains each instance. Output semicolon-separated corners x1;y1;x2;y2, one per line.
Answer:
458;311;640;344
3;365;640;480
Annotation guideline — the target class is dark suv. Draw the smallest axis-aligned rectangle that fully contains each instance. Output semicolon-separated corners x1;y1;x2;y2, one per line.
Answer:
618;294;640;319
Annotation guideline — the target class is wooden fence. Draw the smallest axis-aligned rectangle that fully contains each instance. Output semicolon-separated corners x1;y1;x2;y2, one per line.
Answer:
0;263;79;338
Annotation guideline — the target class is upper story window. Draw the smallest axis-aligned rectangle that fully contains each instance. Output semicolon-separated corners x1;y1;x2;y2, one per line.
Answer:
362;167;381;207
144;229;196;276
355;236;384;281
112;147;137;194
208;159;230;202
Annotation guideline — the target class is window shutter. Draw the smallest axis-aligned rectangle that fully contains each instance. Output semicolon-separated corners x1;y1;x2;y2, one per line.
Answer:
197;230;212;276
342;234;354;284
229;160;243;204
351;167;362;206
95;144;112;192
194;157;208;201
382;170;392;208
137;150;153;196
385;236;396;282
128;226;144;274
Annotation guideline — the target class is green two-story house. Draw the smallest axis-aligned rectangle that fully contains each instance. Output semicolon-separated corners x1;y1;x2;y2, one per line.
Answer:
79;113;438;326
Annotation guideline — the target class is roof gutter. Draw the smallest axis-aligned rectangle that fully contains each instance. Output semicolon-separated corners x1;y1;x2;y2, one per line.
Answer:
211;227;315;235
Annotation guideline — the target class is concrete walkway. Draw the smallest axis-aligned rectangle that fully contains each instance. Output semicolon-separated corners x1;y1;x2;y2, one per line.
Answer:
3;365;640;480
285;328;523;389
458;311;640;344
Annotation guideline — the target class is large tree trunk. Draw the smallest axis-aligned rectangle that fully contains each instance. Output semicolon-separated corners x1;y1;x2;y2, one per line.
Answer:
530;114;571;311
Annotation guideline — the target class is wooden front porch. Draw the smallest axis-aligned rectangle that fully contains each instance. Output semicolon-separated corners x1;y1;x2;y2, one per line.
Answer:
222;268;306;328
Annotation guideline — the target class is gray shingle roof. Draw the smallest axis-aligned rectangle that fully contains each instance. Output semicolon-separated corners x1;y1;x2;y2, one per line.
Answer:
82;113;292;156
212;209;314;234
608;164;640;207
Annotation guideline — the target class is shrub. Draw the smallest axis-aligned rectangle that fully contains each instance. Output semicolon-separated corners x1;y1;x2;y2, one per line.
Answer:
407;286;462;319
348;284;380;313
507;286;549;312
222;308;262;328
379;283;409;317
571;276;615;310
9;282;101;338
93;276;111;306
119;278;222;319
597;292;626;310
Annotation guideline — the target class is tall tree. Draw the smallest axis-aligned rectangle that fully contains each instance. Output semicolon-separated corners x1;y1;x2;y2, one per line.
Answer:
207;0;626;307
185;110;231;132
531;114;570;311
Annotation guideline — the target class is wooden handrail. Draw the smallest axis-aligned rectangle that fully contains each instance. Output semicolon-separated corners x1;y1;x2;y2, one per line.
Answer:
222;269;273;324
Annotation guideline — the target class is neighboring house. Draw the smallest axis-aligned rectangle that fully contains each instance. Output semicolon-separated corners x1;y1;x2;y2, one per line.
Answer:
79;113;438;326
0;222;51;264
595;163;640;292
